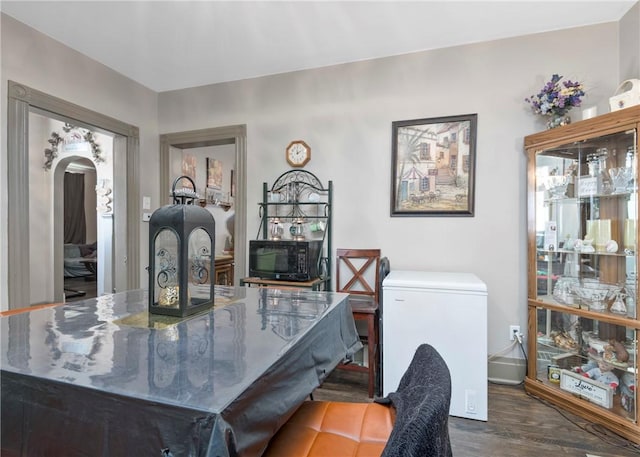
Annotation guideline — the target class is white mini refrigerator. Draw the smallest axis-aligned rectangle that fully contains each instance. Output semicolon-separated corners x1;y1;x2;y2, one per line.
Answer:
382;270;488;421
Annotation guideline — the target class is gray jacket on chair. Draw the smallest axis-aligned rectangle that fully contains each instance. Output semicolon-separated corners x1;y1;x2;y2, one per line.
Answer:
376;343;453;457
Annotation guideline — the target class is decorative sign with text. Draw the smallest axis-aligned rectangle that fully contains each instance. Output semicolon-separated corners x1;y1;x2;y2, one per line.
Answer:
560;369;613;409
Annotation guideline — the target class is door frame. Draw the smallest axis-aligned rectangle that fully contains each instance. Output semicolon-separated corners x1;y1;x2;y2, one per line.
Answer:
159;125;247;285
7;80;140;306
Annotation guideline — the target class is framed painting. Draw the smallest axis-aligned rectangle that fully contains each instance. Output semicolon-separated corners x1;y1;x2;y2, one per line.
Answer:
207;158;223;189
181;153;196;189
391;113;477;216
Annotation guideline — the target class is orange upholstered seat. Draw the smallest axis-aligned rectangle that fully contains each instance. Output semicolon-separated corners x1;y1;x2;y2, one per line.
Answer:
262;401;395;457
264;345;452;457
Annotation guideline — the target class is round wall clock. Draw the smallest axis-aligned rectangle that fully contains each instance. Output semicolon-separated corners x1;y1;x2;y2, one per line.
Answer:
286;140;311;168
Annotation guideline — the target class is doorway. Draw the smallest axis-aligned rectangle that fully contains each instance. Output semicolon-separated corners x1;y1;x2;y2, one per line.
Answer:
62;159;98;301
28;112;114;303
159;125;247;284
6;81;140;307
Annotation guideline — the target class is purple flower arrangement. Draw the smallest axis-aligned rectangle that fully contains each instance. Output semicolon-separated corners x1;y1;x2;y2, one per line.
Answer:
525;74;585;117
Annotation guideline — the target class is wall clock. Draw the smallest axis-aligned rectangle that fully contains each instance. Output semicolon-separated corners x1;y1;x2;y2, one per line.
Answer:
286;140;311;168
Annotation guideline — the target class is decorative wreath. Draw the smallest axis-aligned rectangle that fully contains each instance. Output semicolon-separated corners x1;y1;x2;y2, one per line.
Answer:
44;123;104;170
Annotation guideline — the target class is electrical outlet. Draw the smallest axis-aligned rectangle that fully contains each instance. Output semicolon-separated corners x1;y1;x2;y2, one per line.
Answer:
465;389;477;414
509;325;520;341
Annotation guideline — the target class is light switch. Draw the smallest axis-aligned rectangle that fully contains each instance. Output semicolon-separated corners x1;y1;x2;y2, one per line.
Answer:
142;212;152;222
142;196;151;210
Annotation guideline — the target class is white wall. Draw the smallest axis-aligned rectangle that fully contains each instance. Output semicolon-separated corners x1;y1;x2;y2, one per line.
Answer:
28;113;55;302
158;23;621;371
0;13;159;304
620;2;640;81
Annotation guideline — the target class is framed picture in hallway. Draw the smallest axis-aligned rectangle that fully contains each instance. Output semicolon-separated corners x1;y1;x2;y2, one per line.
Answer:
181;153;196;189
207;158;223;189
391;113;477;217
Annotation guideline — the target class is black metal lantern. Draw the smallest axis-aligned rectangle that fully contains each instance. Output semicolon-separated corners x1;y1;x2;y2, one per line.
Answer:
148;176;215;317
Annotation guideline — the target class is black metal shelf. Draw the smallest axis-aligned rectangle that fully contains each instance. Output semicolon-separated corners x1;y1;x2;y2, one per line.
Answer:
255;170;333;290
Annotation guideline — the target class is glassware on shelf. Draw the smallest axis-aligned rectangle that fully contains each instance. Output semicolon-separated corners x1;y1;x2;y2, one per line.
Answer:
553;277;579;306
624;280;636;319
268;191;285;203
626;145;637;191
571;279;621;312
608;167;634;194
563;234;576;251
575;237;595;253
290;217;305;241
610;291;628;315
587;148;613;195
544;175;569;199
286;182;300;203
269;217;284;240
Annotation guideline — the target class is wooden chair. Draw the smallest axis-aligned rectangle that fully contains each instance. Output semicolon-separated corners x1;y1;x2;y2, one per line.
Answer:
335;248;381;397
377;256;390;393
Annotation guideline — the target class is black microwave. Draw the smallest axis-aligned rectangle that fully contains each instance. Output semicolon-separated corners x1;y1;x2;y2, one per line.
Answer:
249;240;323;281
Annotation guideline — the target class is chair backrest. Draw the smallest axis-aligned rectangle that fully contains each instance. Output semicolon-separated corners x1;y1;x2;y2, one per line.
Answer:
378;256;390;308
335;249;381;303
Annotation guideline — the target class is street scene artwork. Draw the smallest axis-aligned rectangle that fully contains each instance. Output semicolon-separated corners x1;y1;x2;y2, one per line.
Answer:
391;114;477;216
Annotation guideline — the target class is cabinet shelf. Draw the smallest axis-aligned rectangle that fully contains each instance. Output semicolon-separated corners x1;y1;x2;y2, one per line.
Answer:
530;299;639;328
526;105;640;444
537;248;634;257
545;192;635;204
526;378;636;423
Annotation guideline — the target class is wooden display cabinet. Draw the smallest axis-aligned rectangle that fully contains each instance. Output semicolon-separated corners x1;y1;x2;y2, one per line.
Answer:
525;105;640;444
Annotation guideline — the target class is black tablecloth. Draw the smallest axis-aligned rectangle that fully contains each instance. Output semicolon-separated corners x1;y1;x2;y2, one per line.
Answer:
1;287;360;457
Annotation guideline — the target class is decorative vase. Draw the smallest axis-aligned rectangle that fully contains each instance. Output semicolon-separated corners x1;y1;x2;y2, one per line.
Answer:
547;114;571;129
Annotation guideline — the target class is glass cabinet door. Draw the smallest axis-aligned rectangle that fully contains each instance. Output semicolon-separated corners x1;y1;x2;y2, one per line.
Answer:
535;308;636;422
534;129;637;319
532;128;637;424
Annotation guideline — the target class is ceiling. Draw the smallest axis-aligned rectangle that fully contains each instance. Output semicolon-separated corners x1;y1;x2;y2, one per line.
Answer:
1;1;636;92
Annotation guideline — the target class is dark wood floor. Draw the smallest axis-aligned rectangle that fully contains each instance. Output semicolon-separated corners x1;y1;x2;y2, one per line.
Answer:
314;370;640;457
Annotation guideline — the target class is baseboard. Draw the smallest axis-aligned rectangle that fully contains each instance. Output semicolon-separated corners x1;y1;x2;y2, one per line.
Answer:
488;356;526;385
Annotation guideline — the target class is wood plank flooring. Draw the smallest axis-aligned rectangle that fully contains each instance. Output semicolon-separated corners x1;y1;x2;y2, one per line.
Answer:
313;370;640;457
